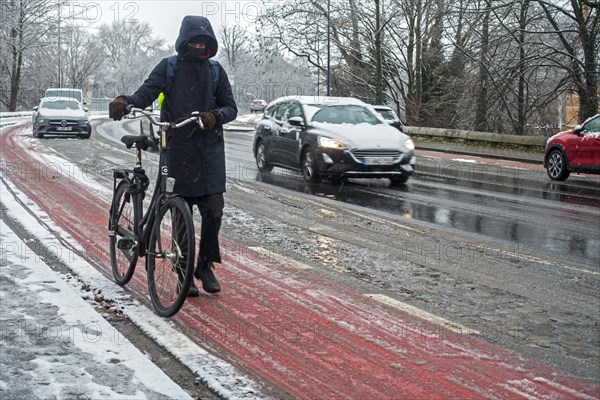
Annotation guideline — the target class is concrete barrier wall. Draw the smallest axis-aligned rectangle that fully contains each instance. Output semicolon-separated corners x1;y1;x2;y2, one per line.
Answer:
0;111;34;118
0;109;551;149
404;126;548;148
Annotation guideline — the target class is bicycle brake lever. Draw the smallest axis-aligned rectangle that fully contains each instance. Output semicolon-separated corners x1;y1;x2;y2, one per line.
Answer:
125;104;135;117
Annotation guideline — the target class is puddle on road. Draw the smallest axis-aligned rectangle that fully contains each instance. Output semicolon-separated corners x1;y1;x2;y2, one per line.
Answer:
253;171;600;269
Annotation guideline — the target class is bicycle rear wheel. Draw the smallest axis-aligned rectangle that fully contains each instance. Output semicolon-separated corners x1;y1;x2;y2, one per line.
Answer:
147;196;195;317
109;182;138;285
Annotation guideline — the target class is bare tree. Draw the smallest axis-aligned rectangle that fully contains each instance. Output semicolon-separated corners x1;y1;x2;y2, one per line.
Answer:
258;0;330;95
96;21;166;96
219;24;249;69
97;20;164;66
62;28;105;89
475;0;492;132
537;0;599;121
1;0;58;111
256;0;596;133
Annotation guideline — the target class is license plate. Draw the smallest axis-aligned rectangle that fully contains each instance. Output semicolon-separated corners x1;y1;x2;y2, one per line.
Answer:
363;157;394;166
56;126;71;131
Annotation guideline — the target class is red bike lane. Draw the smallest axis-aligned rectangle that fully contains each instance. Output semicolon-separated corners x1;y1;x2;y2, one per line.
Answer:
2;124;598;399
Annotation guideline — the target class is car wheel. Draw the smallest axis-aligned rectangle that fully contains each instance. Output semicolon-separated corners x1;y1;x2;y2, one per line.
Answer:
255;141;273;173
79;133;91;139
546;149;570;181
301;147;320;183
390;174;409;186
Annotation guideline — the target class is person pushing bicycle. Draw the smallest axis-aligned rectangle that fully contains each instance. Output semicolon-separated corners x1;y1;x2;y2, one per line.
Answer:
109;15;238;296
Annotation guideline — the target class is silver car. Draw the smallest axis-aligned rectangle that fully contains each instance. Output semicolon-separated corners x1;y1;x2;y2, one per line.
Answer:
32;97;91;139
249;99;267;113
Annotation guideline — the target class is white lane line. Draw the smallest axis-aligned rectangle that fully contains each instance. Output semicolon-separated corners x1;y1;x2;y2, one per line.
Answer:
365;294;480;335
249;247;313;270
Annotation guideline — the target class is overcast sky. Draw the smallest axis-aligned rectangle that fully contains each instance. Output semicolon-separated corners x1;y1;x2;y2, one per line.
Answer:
83;1;271;50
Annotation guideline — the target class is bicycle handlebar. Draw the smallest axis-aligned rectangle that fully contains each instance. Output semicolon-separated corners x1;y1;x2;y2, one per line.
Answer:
125;105;205;130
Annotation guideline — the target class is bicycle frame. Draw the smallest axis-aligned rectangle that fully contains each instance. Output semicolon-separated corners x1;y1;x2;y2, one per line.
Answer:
111;108;202;259
109;107;203;315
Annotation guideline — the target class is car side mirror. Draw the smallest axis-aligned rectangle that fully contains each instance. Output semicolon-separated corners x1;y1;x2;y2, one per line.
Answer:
83;107;88;112
33;106;38;111
288;116;305;128
574;124;584;135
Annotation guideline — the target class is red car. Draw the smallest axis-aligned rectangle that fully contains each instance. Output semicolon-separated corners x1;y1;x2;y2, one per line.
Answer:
544;114;600;181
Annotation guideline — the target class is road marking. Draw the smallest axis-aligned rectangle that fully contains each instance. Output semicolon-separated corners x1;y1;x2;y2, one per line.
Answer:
249;246;313;269
365;294;480;335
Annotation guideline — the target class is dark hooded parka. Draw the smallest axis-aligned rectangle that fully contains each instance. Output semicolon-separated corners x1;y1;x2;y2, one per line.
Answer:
123;16;237;197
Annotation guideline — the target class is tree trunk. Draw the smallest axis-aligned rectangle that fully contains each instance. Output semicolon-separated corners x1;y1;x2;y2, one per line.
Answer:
9;18;23;112
516;0;530;135
374;0;384;104
475;0;491;132
578;6;599;121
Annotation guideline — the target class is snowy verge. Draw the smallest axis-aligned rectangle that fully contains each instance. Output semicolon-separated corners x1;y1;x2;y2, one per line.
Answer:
1;219;192;399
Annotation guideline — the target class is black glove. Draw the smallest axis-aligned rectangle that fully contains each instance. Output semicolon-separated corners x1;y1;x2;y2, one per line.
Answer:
109;96;129;121
199;111;216;130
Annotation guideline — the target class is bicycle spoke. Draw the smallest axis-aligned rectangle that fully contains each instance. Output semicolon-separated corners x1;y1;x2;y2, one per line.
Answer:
147;198;195;317
110;184;138;285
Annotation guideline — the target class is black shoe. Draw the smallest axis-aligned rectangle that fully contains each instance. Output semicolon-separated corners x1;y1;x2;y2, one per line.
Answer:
194;263;221;294
187;282;199;297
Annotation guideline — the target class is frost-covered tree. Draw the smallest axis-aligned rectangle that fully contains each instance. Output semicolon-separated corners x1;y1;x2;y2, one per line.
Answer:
95;20;167;97
219;24;250;69
0;0;58;110
537;0;599;121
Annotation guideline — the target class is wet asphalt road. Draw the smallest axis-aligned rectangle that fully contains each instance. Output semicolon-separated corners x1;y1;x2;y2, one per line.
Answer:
225;127;600;272
11;118;600;382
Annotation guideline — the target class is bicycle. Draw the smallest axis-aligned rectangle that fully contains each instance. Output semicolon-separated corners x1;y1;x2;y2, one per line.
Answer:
108;106;202;317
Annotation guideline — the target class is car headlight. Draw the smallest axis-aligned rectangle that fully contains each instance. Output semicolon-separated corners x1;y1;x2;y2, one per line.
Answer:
37;118;47;123
404;138;415;150
319;136;347;149
79;119;89;125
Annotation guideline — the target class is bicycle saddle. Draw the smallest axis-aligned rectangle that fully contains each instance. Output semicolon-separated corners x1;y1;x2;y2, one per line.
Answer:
121;135;158;151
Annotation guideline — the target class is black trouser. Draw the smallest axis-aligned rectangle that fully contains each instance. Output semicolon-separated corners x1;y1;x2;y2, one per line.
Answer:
183;193;224;267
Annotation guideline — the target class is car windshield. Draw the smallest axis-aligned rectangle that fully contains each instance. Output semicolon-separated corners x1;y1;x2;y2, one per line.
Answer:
377;109;398;121
311;105;382;125
42;100;81;110
46;89;82;101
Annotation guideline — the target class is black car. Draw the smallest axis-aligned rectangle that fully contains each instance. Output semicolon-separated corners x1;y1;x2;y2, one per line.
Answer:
373;105;404;131
32;97;91;139
253;96;416;185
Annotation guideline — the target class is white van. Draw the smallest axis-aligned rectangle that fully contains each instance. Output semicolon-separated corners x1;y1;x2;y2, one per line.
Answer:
45;88;84;104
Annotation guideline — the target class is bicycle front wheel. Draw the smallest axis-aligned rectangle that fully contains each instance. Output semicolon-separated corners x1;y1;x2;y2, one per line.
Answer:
147;196;195;317
109;182;138;285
